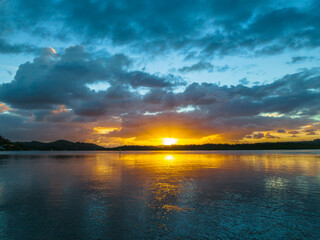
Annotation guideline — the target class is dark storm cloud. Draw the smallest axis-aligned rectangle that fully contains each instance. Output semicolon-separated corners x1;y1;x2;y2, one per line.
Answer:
136;67;320;126
193;3;320;57
176;69;320;120
0;46;184;111
3;0;320;58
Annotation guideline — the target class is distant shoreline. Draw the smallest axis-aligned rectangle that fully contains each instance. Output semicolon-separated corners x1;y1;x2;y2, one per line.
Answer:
1;136;320;151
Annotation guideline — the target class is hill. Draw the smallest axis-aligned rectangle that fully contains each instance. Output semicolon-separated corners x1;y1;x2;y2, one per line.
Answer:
0;135;25;150
19;140;107;151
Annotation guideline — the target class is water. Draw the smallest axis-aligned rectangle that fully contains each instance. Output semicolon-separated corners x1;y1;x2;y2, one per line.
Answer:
0;150;320;239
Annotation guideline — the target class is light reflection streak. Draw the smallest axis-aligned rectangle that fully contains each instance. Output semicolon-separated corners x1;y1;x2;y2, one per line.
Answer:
90;151;320;220
164;155;174;161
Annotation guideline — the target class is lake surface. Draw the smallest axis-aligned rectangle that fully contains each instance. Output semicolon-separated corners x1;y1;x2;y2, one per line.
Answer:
0;150;320;239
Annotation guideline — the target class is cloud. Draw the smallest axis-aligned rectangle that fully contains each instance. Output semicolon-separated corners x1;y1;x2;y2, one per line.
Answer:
305;129;317;135
265;133;280;139
239;78;249;85
179;61;214;73
253;133;264;139
0;38;39;54
245;132;280;140
277;129;286;133
178;62;231;73
0;46;185;111
287;56;316;64
288;130;299;134
306;131;316;135
123;72;186;88
215;65;230;72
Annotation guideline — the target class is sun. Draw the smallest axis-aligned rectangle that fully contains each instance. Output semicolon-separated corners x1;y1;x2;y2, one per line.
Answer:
162;138;178;145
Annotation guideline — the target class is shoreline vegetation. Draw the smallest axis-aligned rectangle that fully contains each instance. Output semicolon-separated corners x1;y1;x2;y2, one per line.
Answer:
1;135;320;151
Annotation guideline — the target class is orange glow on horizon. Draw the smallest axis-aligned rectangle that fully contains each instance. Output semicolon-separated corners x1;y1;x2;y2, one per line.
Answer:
86;123;319;147
93;127;121;135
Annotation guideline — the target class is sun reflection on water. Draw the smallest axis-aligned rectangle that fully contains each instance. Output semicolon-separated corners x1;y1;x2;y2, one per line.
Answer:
83;151;320;234
164;155;175;161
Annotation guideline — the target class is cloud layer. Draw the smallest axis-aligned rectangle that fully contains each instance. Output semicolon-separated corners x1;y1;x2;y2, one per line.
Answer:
2;0;320;58
0;46;319;145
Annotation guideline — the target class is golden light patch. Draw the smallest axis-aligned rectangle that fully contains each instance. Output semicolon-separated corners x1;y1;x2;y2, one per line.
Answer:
162;138;178;145
0;103;11;113
52;105;69;114
259;112;284;118
93;127;121;134
49;47;56;54
164;155;175;161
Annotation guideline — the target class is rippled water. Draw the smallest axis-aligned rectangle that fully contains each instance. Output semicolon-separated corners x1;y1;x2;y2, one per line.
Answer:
0;150;320;239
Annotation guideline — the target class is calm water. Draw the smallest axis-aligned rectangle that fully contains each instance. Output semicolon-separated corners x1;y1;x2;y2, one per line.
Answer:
0;151;320;239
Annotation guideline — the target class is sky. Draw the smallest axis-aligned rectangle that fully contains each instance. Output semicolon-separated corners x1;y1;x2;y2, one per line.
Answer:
0;0;320;146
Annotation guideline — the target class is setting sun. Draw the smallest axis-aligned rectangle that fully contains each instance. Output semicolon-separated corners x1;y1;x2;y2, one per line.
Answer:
162;138;178;145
